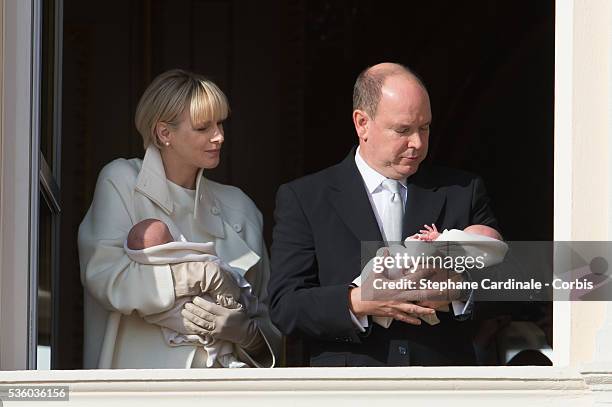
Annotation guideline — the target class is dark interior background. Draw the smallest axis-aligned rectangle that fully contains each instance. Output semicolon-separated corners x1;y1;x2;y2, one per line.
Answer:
57;0;554;368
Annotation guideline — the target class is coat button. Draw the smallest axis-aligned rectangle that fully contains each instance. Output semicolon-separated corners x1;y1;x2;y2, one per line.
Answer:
211;206;220;215
233;224;242;233
398;346;407;355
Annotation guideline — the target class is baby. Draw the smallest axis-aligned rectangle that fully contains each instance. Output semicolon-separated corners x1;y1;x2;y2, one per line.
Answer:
126;218;242;304
125;218;252;368
405;223;505;325
126;218;175;250
367;223;507;328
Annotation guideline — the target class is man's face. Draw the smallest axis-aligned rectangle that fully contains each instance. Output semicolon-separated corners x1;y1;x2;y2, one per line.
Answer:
358;76;432;179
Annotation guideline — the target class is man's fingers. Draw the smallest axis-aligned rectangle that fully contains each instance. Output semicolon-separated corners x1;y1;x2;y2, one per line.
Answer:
417;300;437;308
386;289;427;302
392;311;421;325
418;300;450;310
405;266;435;283
396;302;436;315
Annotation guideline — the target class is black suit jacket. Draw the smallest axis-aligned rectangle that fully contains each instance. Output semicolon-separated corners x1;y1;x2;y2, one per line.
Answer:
269;148;499;366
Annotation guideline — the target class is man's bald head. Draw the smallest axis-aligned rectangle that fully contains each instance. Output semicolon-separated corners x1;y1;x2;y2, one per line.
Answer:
352;62;431;179
353;63;427;118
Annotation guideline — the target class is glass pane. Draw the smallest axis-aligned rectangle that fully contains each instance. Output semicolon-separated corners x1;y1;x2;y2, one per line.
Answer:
40;0;56;169
37;192;53;370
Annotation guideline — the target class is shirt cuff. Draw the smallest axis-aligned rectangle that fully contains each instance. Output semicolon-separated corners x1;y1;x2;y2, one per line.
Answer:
349;310;368;332
451;289;474;316
348;279;368;332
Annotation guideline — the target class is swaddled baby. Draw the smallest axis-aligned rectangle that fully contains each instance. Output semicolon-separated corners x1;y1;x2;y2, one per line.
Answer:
125;218;256;368
387;223;506;326
355;223;507;330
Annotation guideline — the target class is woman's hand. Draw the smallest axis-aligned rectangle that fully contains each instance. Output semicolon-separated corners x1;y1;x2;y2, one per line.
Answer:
144;297;211;336
182;296;260;349
170;261;241;299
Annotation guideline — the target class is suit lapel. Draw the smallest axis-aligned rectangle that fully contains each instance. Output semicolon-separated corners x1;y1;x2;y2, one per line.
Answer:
327;150;446;243
403;168;447;238
328;149;383;243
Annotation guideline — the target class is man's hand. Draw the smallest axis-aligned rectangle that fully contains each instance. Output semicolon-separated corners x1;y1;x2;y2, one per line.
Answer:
349;286;436;325
424;267;468;302
417;300;451;310
354;247;437;326
414;268;472;311
354;246;471;325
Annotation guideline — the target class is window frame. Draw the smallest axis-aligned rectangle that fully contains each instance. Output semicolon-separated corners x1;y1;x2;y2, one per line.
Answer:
1;0;40;370
0;0;605;375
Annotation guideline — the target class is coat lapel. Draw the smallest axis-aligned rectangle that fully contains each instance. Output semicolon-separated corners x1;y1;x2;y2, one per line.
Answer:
134;146;225;239
402;167;447;238
194;170;225;239
194;166;258;275
215;232;261;277
132;147;260;275
327;149;446;243
328;148;383;243
134;146;174;215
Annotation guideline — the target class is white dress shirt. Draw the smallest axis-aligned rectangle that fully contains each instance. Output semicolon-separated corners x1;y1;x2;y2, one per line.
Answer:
349;147;470;331
354;147;408;242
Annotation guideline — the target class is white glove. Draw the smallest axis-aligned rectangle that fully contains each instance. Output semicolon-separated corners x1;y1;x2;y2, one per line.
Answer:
143;296;212;336
182;295;261;350
170;261;241;299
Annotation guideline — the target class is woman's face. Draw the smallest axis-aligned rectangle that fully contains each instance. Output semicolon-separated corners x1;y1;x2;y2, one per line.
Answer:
165;108;225;170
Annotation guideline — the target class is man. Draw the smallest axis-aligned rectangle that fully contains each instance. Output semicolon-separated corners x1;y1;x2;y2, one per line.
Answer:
269;63;499;366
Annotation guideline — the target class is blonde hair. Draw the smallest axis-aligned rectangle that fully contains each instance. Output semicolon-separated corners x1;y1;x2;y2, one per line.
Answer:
135;69;229;149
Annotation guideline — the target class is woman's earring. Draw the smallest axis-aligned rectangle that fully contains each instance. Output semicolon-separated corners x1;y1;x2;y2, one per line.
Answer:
165;142;170;146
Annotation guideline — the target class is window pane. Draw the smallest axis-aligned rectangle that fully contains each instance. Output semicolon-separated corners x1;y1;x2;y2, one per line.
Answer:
37;192;53;369
40;0;56;169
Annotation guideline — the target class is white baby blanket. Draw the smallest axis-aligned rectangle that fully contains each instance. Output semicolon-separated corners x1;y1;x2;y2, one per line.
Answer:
124;240;258;368
355;229;509;328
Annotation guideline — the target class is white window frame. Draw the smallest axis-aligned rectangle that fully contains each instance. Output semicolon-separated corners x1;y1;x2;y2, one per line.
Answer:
1;2;611;403
0;0;41;370
552;0;574;368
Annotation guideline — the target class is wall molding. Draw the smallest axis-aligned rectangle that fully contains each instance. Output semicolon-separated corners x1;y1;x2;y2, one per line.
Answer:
0;367;603;405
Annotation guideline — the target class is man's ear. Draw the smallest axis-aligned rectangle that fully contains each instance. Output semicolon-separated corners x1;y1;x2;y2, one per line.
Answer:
353;109;370;142
155;122;172;145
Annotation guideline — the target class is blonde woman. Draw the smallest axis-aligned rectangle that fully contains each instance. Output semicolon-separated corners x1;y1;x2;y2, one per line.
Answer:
78;69;280;369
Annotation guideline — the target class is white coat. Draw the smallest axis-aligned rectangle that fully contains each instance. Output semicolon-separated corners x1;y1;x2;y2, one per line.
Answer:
78;146;281;369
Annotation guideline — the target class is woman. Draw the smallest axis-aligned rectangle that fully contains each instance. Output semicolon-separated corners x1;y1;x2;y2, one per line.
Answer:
78;69;280;369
